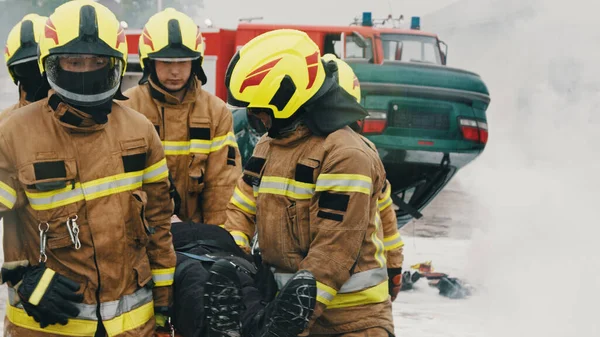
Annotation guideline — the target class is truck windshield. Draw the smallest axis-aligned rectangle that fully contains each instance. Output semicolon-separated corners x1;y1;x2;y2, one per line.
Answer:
381;34;441;64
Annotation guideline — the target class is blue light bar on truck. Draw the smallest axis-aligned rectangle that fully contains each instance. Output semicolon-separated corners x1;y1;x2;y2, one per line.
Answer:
411;16;420;30
362;12;373;27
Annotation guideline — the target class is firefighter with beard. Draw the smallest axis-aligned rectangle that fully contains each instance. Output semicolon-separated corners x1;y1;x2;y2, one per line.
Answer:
123;8;241;224
0;1;175;335
322;53;405;302
224;29;394;337
2;13;50;116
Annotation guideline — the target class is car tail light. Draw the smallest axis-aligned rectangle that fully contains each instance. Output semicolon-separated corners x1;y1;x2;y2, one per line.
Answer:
459;118;488;144
361;111;387;134
477;121;488;144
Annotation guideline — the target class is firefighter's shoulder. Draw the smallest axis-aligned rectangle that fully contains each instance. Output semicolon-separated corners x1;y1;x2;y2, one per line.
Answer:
322;126;375;156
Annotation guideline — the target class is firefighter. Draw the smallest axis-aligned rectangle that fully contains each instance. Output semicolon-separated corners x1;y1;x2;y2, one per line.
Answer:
0;13;50;299
2;13;50;116
322;53;405;301
224;29;394;337
0;1;176;336
123;8;241;224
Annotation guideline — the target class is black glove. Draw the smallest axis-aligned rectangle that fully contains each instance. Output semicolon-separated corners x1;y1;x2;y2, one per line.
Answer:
1;261;30;287
388;267;403;301
17;264;83;328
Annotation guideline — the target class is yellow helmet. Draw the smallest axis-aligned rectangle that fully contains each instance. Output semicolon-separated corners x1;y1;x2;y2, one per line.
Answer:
4;14;47;83
37;0;128;107
138;8;206;83
322;53;361;103
225;29;326;120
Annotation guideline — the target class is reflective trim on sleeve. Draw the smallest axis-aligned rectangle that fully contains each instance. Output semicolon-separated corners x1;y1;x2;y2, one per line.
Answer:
315;174;372;195
152;267;176;287
230;186;256;215
373;213;387;267
0;180;17;209
384;232;404;251
316;281;337;306
258;176;315;200
142;158;169;183
230;230;250;248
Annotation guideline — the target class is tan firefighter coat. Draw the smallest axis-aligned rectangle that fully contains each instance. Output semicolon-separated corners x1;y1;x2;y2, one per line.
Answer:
0;93;176;336
123;78;241;224
225;126;394;335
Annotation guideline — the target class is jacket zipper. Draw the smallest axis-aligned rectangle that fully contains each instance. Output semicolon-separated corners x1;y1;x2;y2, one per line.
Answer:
161;107;165;139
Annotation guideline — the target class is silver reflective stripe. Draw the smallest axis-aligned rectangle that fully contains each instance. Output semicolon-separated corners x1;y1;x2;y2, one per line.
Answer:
316;179;372;190
143;163;169;182
232;192;256;213
211;134;237;149
190;141;211;152
339;267;387;293
384;235;403;249
0;187;16;206
8;287;153;321
317;288;335;302
26;185;84;207
82;175;142;196
152;273;174;285
259;180;315;196
48;77;119;104
164;144;190;152
274;267;388;294
98;287;153;320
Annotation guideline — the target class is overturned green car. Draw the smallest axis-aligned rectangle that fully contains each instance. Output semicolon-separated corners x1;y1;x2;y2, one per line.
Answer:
232;28;490;229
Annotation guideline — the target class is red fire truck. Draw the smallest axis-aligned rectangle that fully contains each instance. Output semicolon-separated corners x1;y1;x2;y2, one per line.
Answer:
122;18;449;98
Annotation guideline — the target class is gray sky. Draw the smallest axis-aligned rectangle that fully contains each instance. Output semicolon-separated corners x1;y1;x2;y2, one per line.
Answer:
198;0;460;29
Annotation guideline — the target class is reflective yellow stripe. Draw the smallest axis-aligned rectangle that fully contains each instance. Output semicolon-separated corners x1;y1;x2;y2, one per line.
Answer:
230;186;256;215
104;301;154;337
384;232;404;251
163;133;238;156
316;173;372;195
373;213;386;267
82;172;143;201
258;176;315;200
152;267;175;287
378;195;393;211
230;230;250;247
327;281;389;309
163;141;191;155
142;158;169;183
25;183;85;211
25;160;167;211
7;300;154;336
0;180;17;209
28;268;55;306
316;281;337;306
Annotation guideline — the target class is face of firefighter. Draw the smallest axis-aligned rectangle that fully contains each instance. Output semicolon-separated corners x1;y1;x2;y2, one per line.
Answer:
154;60;192;92
248;109;272;130
59;55;110;72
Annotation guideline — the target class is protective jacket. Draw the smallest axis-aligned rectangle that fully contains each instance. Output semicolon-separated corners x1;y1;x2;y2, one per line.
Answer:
0;94;176;336
123;78;241;224
225;126;394;335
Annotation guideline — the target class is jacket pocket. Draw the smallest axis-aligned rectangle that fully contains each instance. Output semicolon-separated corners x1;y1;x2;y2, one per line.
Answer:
120;138;148;174
18;158;79;221
129;190;150;248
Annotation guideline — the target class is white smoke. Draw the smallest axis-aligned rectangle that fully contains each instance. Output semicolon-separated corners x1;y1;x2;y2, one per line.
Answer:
436;0;600;336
